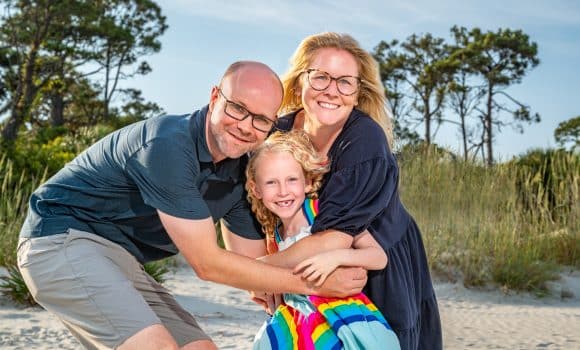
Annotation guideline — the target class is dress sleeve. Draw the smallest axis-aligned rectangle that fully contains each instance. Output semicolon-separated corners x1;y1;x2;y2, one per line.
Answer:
311;156;397;236
125;138;211;220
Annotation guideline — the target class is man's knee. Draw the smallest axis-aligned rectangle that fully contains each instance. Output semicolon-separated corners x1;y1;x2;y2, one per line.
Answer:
181;339;219;350
118;324;179;350
118;325;218;350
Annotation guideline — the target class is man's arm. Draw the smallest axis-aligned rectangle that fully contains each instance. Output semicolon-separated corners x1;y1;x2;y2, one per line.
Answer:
157;210;365;297
220;222;267;258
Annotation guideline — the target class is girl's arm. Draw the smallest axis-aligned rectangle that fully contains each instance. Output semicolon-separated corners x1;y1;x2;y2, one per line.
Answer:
258;229;354;268
351;231;388;270
294;232;387;286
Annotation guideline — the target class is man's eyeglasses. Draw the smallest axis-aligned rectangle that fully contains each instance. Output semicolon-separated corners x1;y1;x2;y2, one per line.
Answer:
217;88;276;133
305;68;362;96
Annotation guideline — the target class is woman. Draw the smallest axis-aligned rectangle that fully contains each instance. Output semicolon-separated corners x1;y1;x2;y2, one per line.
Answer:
265;32;442;349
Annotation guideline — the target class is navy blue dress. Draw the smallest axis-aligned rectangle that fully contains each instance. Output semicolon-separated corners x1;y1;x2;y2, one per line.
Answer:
276;109;443;350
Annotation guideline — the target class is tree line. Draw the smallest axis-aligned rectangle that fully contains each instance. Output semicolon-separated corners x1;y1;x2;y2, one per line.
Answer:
373;26;547;165
1;1;577;165
0;0;167;143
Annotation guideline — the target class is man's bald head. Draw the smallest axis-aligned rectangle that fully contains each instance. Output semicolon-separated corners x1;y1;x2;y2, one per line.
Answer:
221;61;281;87
219;61;283;111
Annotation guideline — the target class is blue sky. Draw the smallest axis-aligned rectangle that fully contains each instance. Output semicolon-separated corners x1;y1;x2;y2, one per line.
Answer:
133;0;580;159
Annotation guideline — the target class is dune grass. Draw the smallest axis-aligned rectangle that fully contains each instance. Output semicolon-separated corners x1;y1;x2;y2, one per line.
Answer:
399;147;578;294
0;155;47;267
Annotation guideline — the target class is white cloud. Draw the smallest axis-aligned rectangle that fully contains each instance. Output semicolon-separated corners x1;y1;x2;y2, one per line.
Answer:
159;0;580;53
163;0;580;28
163;0;408;32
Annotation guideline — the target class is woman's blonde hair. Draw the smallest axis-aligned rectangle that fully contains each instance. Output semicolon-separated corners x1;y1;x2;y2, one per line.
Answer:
246;130;329;238
281;32;394;148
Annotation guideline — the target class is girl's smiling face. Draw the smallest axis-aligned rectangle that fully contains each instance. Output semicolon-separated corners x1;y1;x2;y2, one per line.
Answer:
251;151;312;227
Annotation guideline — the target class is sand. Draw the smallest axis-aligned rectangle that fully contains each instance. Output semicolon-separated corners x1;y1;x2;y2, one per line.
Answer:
1;266;579;349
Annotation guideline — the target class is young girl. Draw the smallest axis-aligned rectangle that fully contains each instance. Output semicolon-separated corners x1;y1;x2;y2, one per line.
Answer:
246;130;400;349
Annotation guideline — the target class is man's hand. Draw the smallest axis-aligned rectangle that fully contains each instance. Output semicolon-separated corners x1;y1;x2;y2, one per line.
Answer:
307;266;367;297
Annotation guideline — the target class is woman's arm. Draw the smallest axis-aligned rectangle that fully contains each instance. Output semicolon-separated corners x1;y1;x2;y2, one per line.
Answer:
293;232;387;286
258;229;354;268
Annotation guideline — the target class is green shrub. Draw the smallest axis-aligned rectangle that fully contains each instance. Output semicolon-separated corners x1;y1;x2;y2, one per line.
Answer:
0;265;36;306
492;252;558;297
7;125;115;177
143;260;173;285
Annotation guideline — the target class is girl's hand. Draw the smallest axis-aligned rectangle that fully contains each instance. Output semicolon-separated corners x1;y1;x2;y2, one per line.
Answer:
248;291;283;315
293;251;339;287
249;290;269;312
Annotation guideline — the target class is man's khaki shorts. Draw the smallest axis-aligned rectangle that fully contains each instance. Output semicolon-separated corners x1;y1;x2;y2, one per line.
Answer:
17;228;210;349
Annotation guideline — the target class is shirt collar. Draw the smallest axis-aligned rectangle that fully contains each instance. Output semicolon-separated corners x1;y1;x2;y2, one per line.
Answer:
276;108;362;133
191;105;213;163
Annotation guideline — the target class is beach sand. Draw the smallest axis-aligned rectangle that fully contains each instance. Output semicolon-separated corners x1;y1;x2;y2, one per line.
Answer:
1;266;579;349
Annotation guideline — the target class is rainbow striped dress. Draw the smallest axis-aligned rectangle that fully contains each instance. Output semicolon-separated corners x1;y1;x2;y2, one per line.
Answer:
253;198;400;350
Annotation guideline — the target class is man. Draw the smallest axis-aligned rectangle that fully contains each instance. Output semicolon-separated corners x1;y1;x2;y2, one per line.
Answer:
17;61;366;350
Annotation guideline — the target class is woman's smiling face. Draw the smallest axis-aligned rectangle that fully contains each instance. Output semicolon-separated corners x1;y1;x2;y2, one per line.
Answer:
300;48;360;129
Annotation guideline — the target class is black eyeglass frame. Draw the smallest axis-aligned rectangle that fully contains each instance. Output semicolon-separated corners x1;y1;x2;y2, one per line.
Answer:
304;68;363;96
216;87;276;133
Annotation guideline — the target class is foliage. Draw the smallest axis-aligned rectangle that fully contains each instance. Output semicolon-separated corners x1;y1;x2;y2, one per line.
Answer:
143;260;172;285
554;116;580;150
374;34;453;145
511;148;579;225
6;124;115;176
373;40;420;146
0;154;46;268
446;26;486;161
0;0;99;140
0;0;167;142
89;0;167;120
399;146;578;293
0;265;36;306
119;88;164;121
452;26;540;165
491;253;557;297
373;26;541;165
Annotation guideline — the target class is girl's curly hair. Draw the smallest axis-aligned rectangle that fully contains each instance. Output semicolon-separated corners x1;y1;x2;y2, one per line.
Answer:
245;130;329;239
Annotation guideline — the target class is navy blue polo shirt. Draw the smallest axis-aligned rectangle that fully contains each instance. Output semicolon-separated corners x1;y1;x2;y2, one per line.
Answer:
20;105;262;263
